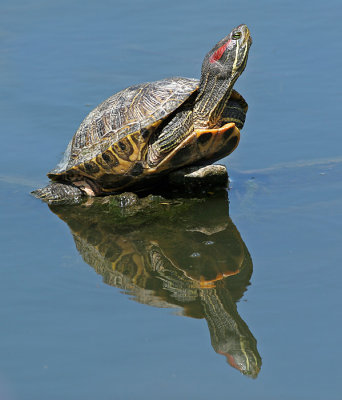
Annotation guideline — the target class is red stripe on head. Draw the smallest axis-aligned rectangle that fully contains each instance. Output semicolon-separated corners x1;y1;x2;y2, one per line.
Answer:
209;40;232;63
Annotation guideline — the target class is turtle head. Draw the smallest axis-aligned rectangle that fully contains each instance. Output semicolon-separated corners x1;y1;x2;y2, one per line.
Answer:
194;25;252;129
204;24;252;83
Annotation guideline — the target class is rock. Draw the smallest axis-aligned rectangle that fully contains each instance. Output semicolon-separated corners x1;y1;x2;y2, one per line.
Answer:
167;164;228;190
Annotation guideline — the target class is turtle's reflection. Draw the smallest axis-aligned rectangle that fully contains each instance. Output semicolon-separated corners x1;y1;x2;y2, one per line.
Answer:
49;191;261;378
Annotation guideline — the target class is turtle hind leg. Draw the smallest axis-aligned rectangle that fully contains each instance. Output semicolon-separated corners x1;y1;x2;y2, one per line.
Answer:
31;182;85;204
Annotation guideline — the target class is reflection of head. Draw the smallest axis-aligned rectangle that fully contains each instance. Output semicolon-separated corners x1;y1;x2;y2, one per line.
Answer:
49;191;261;377
220;348;260;379
200;286;261;378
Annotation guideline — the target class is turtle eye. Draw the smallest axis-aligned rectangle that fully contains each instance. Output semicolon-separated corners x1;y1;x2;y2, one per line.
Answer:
232;32;242;40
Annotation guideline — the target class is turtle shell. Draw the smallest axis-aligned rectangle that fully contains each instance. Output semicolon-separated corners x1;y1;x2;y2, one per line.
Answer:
48;77;199;180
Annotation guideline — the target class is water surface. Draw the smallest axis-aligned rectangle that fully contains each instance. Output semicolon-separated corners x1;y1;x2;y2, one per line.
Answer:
1;0;341;399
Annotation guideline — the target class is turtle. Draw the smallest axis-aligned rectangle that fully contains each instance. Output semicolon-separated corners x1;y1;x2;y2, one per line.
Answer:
33;24;252;202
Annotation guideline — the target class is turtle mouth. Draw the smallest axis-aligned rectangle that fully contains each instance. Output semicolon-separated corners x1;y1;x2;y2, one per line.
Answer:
246;32;252;46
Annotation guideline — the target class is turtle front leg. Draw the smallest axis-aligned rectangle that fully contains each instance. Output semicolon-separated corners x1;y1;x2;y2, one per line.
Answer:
31;182;85;203
151;122;240;173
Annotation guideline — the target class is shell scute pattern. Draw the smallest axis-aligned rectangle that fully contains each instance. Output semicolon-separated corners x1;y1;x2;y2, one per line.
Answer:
49;77;199;177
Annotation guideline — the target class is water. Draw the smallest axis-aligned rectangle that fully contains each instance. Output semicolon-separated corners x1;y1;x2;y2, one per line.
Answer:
1;0;342;399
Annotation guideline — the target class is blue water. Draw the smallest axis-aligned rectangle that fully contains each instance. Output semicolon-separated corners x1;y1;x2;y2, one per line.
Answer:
1;0;342;399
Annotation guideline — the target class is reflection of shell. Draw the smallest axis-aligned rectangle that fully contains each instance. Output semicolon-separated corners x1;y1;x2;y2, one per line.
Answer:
50;191;261;377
